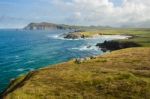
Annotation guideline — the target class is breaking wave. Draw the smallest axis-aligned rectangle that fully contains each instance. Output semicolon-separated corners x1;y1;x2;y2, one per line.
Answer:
71;45;99;51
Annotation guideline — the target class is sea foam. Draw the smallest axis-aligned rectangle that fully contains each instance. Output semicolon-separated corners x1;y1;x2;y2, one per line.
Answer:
71;45;99;51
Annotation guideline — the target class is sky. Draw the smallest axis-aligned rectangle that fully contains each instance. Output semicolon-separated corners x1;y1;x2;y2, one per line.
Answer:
0;0;150;28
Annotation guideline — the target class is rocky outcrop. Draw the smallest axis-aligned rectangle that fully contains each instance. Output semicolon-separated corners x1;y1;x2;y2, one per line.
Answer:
64;33;81;39
96;40;141;51
74;56;97;64
63;33;87;39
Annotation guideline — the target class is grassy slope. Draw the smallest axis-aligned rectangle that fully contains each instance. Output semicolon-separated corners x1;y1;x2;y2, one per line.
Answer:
2;47;150;99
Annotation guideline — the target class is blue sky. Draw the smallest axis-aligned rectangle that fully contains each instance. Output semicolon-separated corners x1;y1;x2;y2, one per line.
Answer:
110;0;123;6
0;0;149;28
0;0;61;28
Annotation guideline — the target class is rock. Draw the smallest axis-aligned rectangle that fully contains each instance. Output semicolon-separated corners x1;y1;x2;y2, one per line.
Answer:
74;58;85;64
81;35;85;38
64;33;81;39
74;57;91;64
101;48;107;52
63;31;89;39
74;56;97;64
87;45;92;48
90;56;97;59
96;40;141;51
74;30;85;32
84;57;91;61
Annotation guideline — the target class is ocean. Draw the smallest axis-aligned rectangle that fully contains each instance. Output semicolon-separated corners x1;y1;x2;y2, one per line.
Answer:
0;29;128;92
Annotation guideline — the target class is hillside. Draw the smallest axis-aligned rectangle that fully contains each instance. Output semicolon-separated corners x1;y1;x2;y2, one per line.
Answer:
23;22;111;30
1;47;150;99
24;22;70;30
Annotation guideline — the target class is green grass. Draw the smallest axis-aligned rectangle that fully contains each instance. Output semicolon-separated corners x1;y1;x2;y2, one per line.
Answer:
76;28;150;46
2;47;150;99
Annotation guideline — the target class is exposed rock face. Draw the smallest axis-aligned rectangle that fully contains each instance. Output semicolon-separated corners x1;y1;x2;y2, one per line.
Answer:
64;33;86;39
24;22;58;30
96;40;141;51
64;33;81;39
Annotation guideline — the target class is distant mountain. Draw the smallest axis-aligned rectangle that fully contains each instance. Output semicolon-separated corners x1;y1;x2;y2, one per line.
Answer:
24;22;75;30
120;21;150;28
24;22;112;30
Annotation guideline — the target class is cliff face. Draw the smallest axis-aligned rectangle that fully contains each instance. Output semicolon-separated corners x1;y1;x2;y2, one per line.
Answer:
24;22;74;30
1;47;150;99
63;32;88;39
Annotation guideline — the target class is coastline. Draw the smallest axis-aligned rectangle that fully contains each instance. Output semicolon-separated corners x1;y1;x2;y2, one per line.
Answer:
1;47;150;99
62;31;133;40
62;31;140;52
0;32;134;96
1;28;149;97
0;31;137;89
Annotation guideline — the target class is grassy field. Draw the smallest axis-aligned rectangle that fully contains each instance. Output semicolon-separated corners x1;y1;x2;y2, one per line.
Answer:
1;28;150;99
1;47;150;99
77;28;150;46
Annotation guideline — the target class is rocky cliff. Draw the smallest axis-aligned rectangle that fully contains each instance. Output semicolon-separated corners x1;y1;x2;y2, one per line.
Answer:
24;22;76;30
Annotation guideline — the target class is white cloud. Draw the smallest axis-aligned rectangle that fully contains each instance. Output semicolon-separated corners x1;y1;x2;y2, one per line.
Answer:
52;0;150;27
1;0;149;28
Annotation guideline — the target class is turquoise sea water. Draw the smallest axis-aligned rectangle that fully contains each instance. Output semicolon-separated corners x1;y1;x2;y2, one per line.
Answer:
0;29;121;92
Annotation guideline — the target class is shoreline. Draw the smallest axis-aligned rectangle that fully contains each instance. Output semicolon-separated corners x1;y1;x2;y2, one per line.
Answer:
62;31;138;52
0;33;136;94
0;32;136;94
1;47;150;98
1;28;150;98
63;31;134;40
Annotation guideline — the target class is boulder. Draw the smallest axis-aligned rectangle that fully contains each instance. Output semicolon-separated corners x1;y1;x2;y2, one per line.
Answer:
84;57;91;61
74;58;85;64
